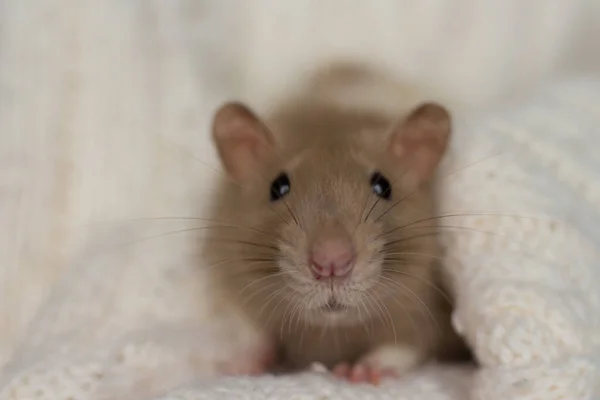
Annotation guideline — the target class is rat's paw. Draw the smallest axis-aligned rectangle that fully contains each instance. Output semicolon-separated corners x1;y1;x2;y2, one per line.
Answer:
332;362;398;385
332;344;424;385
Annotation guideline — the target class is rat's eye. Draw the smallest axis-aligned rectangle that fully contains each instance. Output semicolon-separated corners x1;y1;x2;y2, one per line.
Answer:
370;172;391;200
270;173;291;201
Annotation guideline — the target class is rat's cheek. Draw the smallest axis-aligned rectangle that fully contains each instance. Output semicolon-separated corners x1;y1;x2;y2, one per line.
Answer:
278;214;308;241
349;258;384;288
277;238;310;273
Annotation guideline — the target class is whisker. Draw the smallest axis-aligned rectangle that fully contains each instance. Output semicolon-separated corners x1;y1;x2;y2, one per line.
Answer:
319;316;328;341
116;227;234;248
159;124;307;231
384;251;445;262
291;298;305;336
269;206;290;228
445;149;508;178
381;212;551;238
154;133;293;230
380;267;453;305
362;168;412;224
220;239;279;252
355;297;373;341
373;151;509;223
237;270;287;301
378;275;443;338
296;298;314;353
286;299;300;334
383;232;440;247
361;290;389;333
100;217;285;241
372;281;427;350
363;196;383;223
259;287;289;328
108;226;284;255
375;189;416;223
282;198;302;229
238;280;284;309
370;291;398;345
383;223;532;249
382;224;511;248
155;133;221;173
204;257;279;273
385;225;571;281
279;294;299;340
358;191;376;226
237;160;303;230
333;320;342;359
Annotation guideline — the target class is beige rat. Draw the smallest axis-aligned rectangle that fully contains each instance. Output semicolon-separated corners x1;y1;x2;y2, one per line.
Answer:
202;64;470;384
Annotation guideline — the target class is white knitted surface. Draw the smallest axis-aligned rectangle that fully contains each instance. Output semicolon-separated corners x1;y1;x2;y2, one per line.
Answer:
2;78;600;400
2;1;600;400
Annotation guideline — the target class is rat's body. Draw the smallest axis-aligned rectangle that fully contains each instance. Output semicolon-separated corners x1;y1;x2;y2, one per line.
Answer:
203;64;469;382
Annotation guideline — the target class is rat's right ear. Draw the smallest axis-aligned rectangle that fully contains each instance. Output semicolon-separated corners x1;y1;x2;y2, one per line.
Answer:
211;101;275;182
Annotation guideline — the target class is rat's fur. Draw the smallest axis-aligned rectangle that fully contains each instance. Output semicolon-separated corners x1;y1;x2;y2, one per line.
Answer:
202;64;470;373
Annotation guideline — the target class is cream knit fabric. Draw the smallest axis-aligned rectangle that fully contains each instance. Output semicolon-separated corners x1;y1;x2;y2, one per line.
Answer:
1;78;599;400
1;1;600;399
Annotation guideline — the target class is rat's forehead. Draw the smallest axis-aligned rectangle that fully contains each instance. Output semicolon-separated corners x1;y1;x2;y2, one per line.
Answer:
281;144;371;175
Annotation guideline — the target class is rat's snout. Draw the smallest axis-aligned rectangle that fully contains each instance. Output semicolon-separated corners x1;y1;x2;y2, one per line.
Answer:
310;239;354;279
309;221;355;280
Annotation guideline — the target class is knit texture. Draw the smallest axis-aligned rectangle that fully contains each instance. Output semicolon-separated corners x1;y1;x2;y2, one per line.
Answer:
1;1;600;399
1;78;599;400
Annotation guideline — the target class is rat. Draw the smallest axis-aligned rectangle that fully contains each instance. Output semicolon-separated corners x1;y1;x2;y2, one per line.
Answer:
201;64;470;384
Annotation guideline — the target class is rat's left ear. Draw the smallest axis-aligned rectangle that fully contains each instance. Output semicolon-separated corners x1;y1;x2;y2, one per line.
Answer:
387;102;451;185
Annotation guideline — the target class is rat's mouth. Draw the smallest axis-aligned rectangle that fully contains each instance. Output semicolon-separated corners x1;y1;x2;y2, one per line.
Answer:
321;297;347;312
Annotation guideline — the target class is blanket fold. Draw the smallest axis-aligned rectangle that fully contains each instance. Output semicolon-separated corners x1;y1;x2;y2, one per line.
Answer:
1;1;599;399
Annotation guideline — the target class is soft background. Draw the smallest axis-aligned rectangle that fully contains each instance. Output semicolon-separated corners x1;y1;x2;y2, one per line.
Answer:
1;1;600;399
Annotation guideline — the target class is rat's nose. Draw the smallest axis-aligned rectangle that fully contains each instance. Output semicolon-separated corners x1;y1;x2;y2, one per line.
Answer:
309;237;355;280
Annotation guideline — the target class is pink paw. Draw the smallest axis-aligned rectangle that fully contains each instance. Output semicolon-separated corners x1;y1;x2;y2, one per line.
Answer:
332;362;399;385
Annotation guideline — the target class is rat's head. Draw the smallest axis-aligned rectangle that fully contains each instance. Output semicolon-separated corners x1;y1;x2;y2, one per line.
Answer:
210;100;451;327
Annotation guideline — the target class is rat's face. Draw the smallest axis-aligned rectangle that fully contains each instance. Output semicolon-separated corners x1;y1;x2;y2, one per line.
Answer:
210;101;450;327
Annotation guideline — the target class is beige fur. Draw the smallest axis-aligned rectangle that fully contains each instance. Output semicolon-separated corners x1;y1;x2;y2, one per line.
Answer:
203;64;469;373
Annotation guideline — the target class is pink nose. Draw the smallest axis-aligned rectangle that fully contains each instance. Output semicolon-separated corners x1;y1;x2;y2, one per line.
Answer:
310;238;355;279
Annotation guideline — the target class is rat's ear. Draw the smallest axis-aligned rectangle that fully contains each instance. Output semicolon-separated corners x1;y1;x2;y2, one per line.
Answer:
211;101;275;182
387;102;451;186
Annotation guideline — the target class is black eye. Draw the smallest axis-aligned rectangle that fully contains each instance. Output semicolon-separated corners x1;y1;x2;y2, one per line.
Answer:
270;173;291;201
370;172;391;200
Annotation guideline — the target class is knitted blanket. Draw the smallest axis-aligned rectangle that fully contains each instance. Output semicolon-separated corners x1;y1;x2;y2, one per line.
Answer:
1;1;600;400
